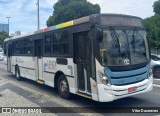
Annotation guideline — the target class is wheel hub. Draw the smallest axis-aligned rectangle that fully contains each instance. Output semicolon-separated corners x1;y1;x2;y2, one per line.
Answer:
60;80;67;92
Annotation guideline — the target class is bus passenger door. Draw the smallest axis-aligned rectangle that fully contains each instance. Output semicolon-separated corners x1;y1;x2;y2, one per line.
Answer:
34;39;43;80
74;32;92;94
7;43;12;72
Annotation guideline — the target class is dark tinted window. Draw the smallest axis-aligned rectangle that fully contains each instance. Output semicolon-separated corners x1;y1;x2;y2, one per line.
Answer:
44;34;51;56
13;37;33;56
14;40;23;55
23;39;33;55
52;31;68;55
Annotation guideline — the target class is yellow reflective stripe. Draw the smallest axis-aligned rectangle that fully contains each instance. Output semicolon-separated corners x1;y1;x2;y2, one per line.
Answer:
63;21;73;27
56;24;64;29
56;21;73;29
37;80;44;84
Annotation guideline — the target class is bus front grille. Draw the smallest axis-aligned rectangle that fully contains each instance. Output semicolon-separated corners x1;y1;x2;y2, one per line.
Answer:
109;71;148;86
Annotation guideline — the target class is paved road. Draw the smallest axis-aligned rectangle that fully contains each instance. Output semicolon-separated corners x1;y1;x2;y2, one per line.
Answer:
0;61;160;115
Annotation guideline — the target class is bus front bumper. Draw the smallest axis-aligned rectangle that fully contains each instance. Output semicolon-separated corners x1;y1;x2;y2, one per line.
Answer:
97;77;153;102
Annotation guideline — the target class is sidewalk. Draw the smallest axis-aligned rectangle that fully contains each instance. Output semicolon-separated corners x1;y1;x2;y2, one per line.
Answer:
0;76;92;115
0;76;55;115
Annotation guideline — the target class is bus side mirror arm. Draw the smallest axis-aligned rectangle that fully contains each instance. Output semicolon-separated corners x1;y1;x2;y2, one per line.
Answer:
96;28;103;42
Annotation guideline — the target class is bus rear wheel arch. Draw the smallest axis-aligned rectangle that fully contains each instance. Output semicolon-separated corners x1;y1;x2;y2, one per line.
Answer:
57;74;71;99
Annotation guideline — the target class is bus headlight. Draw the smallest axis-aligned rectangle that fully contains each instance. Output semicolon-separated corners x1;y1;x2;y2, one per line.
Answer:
100;75;109;85
148;69;152;79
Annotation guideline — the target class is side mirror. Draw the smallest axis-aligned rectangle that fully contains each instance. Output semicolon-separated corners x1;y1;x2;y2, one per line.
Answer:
96;28;103;42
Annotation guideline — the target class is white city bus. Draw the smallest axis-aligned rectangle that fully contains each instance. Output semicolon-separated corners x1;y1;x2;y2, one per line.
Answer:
4;14;153;102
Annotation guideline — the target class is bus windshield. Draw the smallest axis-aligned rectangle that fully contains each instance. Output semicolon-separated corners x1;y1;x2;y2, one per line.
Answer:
99;29;149;66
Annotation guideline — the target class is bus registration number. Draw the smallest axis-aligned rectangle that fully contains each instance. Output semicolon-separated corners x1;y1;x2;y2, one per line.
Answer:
128;87;137;93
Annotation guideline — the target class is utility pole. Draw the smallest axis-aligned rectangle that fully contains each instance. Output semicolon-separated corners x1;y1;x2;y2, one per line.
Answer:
36;0;40;30
6;16;11;36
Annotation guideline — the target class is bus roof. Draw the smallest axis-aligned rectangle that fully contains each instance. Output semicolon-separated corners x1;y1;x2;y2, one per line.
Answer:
4;32;34;42
4;14;144;42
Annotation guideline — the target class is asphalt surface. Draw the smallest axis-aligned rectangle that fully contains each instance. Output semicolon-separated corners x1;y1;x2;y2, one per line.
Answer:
0;61;160;115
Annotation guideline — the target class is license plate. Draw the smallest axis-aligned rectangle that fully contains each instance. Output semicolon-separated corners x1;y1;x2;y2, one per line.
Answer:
128;87;137;93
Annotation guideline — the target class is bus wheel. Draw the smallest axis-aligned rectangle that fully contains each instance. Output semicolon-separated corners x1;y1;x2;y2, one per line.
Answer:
15;66;21;81
57;75;71;99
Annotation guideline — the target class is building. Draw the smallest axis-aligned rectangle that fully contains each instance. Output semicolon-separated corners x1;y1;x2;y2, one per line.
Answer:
15;31;21;36
0;23;8;33
10;31;21;37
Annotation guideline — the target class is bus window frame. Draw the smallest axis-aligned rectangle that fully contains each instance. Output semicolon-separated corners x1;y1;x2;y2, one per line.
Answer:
44;33;52;57
52;29;69;58
12;36;34;57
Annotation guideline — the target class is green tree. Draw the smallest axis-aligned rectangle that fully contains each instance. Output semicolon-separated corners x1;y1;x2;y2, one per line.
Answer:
144;14;160;48
0;31;9;48
143;0;160;48
47;0;101;26
153;0;160;14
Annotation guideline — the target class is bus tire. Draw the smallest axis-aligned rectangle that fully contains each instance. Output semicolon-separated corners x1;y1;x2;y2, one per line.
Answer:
57;75;71;99
15;66;21;81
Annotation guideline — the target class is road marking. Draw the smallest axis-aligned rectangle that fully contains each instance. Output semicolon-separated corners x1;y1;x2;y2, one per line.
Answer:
154;78;160;81
153;84;160;88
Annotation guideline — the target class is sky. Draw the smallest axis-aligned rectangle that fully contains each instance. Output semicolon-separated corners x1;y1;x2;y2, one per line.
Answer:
0;0;157;34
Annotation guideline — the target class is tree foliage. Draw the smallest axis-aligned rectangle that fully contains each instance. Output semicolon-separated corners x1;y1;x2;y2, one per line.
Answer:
0;31;8;47
47;0;101;26
144;14;160;48
153;0;160;14
144;0;160;48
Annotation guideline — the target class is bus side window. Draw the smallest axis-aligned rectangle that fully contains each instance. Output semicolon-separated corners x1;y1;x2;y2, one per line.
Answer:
52;30;68;56
44;34;51;56
23;38;33;56
14;40;23;55
61;31;68;55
